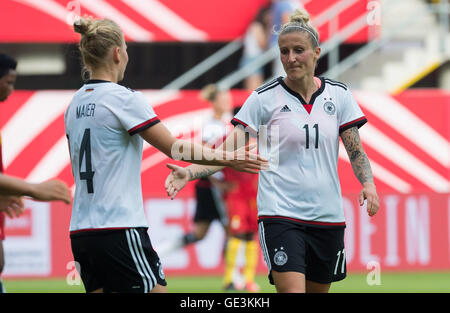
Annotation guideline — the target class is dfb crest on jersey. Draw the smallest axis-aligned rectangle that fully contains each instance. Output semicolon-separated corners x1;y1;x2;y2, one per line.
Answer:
158;262;165;280
273;247;288;266
324;101;336;115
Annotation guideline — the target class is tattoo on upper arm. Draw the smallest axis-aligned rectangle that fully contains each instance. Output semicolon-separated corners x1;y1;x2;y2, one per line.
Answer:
340;127;373;185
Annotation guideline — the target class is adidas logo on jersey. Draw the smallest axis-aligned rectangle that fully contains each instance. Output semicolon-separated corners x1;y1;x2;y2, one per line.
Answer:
280;105;291;112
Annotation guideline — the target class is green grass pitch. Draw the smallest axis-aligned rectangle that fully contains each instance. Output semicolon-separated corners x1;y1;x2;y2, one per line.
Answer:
3;271;450;293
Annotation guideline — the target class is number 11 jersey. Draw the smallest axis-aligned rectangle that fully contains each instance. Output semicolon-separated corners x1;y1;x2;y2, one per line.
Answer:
232;77;367;227
65;80;160;233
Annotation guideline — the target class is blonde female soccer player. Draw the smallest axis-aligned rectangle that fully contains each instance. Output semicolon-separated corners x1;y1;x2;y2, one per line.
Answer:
65;17;267;293
165;8;379;293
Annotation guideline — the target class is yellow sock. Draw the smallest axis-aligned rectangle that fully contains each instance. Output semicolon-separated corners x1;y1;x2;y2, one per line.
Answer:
223;237;242;285
243;239;258;284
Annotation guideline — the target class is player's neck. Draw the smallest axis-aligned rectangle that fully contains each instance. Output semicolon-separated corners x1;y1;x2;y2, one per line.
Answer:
284;75;317;103
90;69;119;83
213;111;223;120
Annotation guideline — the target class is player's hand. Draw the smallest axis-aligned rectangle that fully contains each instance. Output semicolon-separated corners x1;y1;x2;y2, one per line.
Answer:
0;195;24;218
359;182;379;217
165;164;189;200
227;143;268;174
30;180;72;204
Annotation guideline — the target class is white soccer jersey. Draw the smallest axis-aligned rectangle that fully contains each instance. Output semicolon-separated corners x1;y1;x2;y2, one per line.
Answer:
65;80;160;233
201;116;229;146
199;115;231;181
232;77;367;226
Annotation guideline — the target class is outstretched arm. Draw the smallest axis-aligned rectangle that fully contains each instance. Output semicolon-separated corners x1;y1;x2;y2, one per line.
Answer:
340;126;379;216
165;126;256;199
0;174;71;204
0;175;71;218
139;122;264;172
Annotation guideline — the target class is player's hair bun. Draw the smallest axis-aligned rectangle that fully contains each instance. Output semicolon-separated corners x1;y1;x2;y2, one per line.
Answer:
289;9;310;25
73;17;124;80
74;17;94;36
278;8;319;48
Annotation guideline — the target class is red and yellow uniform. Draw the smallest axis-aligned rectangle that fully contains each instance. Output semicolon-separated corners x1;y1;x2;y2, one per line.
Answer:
222;167;259;292
223;168;258;236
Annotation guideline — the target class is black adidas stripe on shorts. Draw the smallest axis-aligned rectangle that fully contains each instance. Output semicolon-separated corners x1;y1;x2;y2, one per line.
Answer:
71;227;167;293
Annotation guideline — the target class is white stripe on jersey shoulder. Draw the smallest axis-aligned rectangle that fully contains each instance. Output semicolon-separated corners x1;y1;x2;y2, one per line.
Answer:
324;78;348;90
256;77;282;94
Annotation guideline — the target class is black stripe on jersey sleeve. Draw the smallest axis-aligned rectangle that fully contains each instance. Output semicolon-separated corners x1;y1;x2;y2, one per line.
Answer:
339;116;367;134
256;77;281;94
231;118;258;136
128;117;161;136
324;78;348;90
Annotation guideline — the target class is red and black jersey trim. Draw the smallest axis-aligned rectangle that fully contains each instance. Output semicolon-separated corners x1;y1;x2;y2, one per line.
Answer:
70;227;132;238
128;117;160;136
339;116;367;134
258;215;346;229
231;118;258;136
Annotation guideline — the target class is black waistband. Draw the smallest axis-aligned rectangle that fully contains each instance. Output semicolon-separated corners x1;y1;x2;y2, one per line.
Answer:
258;215;346;229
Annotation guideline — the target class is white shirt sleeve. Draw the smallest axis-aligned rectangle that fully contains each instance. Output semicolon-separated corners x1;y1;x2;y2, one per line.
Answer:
338;89;367;133
114;90;160;136
231;91;262;136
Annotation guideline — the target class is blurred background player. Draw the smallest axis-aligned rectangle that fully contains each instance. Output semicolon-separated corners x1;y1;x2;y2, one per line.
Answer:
221;106;260;293
239;6;272;91
0;53;72;293
158;84;232;257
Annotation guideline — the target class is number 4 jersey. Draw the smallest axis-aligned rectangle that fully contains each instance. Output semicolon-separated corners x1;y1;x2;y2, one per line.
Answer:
64;80;160;233
231;77;367;227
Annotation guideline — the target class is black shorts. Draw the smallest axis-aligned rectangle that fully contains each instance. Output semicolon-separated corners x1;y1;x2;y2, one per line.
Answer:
194;185;227;225
70;227;167;293
258;219;346;284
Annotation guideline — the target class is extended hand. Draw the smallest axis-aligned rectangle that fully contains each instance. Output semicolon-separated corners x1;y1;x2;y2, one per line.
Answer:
31;180;72;204
359;182;379;217
228;143;268;173
0;195;24;218
165;164;189;200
